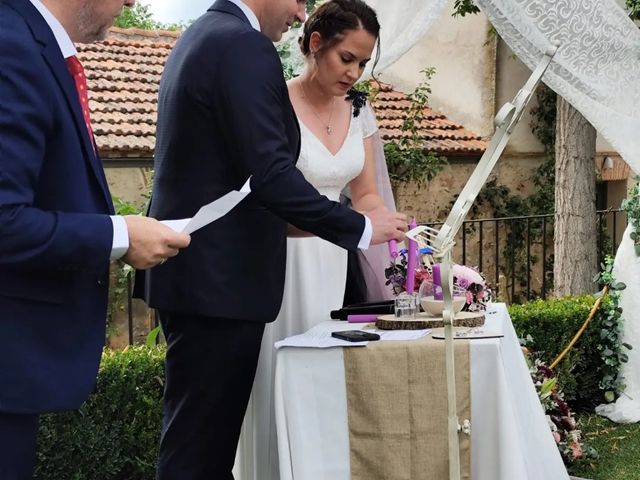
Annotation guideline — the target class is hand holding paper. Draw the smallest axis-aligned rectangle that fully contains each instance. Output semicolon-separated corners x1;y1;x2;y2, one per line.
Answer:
161;177;251;234
122;216;191;269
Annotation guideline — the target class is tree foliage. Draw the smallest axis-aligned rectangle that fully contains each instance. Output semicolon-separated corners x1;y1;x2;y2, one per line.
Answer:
452;0;480;17
627;0;640;20
114;2;187;31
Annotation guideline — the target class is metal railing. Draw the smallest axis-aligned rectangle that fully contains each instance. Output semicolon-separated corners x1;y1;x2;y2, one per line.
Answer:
424;209;625;303
115;209;626;345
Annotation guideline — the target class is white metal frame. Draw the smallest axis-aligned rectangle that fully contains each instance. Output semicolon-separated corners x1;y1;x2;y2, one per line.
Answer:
406;44;559;480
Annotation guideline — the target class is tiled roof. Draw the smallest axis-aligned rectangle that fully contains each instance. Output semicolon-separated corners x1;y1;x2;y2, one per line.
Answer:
78;28;178;157
81;28;487;158
370;83;488;157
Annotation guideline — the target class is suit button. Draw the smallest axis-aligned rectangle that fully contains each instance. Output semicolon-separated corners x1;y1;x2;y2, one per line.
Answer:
97;279;106;286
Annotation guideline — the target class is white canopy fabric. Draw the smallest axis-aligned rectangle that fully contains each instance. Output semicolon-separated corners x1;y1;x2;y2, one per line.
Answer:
363;0;449;75
280;0;448;78
473;0;640;172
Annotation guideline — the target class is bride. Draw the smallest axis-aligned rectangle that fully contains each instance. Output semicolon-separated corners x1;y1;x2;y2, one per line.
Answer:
235;1;395;477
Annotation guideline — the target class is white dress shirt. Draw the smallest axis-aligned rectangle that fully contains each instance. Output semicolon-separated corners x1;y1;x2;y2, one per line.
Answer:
29;0;129;260
223;0;372;249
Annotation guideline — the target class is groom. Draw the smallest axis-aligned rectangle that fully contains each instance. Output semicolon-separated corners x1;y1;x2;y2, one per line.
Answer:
137;0;406;478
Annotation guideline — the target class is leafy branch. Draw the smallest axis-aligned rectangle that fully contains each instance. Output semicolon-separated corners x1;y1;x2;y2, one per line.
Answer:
383;67;447;192
452;0;480;17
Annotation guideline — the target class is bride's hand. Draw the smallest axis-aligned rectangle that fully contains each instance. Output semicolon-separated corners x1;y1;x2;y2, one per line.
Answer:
365;206;408;245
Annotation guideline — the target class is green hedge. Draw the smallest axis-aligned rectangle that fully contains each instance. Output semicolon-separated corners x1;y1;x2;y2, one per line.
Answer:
35;346;165;480
509;295;612;409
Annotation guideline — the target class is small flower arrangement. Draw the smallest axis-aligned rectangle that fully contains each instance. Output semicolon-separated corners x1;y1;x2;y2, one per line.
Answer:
384;248;413;296
384;252;492;311
451;264;492;312
529;357;597;466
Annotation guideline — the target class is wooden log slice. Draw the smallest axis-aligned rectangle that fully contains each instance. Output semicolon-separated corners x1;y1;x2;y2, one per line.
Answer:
375;311;485;330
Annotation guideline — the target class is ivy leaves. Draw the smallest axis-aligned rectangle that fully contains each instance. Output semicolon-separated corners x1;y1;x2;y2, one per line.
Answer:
594;256;631;402
621;176;640;247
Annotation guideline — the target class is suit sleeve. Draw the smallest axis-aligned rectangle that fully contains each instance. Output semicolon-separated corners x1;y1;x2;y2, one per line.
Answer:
215;31;365;252
0;29;112;272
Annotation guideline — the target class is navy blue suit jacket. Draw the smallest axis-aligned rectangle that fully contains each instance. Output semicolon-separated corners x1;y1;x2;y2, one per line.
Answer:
139;0;365;322
0;0;114;413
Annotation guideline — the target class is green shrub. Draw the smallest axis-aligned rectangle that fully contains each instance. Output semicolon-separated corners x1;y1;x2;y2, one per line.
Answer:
509;295;614;410
35;346;165;480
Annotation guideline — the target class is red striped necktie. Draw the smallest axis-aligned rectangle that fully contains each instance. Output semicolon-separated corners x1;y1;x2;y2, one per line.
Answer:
65;55;96;151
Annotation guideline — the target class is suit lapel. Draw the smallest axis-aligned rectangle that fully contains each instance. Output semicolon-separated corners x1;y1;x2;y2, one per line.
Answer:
9;0;113;212
42;47;113;213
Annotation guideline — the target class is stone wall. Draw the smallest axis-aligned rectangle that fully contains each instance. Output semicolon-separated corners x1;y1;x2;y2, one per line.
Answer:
395;155;545;223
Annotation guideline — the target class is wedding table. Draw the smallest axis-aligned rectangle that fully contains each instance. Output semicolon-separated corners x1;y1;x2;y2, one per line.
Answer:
273;303;569;480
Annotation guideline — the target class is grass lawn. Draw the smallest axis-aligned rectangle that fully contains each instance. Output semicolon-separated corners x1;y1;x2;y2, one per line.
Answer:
571;414;640;479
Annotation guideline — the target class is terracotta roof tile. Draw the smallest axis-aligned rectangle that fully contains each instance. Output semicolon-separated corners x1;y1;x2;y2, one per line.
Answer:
77;28;173;155
82;29;487;158
370;83;487;156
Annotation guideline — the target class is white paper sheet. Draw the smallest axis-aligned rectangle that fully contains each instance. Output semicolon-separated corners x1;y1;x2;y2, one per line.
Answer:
275;328;370;349
161;177;251;234
275;322;431;349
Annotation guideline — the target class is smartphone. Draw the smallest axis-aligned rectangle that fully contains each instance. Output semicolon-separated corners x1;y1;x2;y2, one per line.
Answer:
331;330;380;342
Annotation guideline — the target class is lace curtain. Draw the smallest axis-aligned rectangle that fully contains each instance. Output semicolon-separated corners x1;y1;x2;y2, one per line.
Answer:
473;0;640;172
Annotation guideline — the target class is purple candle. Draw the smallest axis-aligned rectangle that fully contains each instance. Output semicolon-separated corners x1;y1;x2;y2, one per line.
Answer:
348;314;378;323
388;240;398;259
432;263;443;300
405;218;417;293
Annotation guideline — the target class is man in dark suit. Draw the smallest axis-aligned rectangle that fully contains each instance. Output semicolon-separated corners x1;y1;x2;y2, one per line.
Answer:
0;0;191;477
138;0;407;478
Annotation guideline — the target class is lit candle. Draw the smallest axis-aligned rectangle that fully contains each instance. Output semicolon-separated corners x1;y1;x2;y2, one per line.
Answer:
432;263;443;300
405;218;417;293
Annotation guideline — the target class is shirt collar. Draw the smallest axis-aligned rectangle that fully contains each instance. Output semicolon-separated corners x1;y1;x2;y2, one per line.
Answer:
29;0;77;58
224;0;261;32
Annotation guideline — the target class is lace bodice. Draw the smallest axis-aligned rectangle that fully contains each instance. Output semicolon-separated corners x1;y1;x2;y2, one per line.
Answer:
296;103;378;202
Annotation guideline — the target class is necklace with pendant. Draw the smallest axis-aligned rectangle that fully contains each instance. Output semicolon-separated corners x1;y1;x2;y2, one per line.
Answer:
300;81;335;135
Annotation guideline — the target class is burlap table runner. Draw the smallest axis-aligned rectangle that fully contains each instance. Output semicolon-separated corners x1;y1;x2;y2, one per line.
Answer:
344;330;471;480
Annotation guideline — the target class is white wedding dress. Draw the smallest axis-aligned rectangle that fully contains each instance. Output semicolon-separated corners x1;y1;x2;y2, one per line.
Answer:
233;103;379;479
596;225;640;423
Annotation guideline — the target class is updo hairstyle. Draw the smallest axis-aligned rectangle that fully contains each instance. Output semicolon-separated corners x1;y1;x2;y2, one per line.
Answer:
299;0;381;72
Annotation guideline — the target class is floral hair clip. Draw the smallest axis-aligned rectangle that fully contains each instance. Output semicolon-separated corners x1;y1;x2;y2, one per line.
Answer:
346;88;368;117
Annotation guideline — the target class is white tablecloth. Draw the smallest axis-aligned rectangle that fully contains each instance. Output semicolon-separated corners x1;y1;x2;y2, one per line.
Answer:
274;303;569;480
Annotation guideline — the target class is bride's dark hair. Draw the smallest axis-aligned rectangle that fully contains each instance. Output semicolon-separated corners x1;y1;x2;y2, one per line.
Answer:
299;0;381;74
